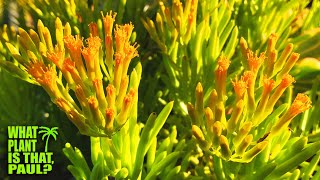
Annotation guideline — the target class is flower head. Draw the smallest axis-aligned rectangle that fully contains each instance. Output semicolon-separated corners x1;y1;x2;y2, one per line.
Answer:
81;35;102;80
81;35;101;61
288;93;312;118
106;84;116;109
124;42;139;60
243;71;255;84
115;24;131;53
106;108;115;122
88;96;99;109
102;11;117;36
105;107;115;132
280;74;295;89
123;23;134;39
27;61;48;80
246;50;265;73
232;77;248;99
64;35;83;54
47;50;64;69
63;57;76;73
215;55;230;101
263;78;275;94
27;61;59;97
270;93;312;137
217;56;231;73
123;89;135;110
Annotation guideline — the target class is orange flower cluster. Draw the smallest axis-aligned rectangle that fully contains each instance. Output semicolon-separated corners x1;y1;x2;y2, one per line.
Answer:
188;34;312;162
14;12;139;136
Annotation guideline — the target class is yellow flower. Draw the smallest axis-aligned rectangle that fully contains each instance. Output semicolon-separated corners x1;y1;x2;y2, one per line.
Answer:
246;50;265;74
215;55;230;101
81;35;102;80
270;93;312;137
106;84;116;111
27;61;60;98
102;11;117;37
115;25;130;53
64;35;87;78
279;74;295;88
64;35;83;54
63;57;82;86
287;93;312;119
263;78;275;94
267;74;295;110
232;76;247;99
47;50;64;69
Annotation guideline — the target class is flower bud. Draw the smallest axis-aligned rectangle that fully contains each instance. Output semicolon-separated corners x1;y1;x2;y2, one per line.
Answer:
242;141;268;162
105;108;115;134
195;82;204;125
192;125;209;149
220;135;231;159
212;121;222;148
88;96;105;128
235;134;253;156
274;43;294;74
233;121;252;146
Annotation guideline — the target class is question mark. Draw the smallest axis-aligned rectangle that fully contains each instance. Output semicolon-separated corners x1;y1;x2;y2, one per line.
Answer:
43;164;52;174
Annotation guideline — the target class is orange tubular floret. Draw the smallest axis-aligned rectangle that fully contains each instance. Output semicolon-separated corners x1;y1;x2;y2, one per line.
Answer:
75;85;87;107
85;35;102;50
217;56;231;72
63;58;77;73
105;107;115;132
215;56;230;101
232;77;247;99
27;61;48;80
124;95;133;108
288;93;312;118
106;108;115;120
263;78;275;93
106;84;116;108
246;50;265;73
280;74;295;88
106;84;116;97
124;42;139;59
115;25;128;53
243;71;255;84
47;50;64;69
123;23;134;39
81;36;101;61
102;11;117;36
63;57;83;85
64;35;83;53
123;89;135;111
88;96;99;109
81;35;102;80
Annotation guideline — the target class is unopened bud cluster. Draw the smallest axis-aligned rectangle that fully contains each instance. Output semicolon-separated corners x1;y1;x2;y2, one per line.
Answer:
142;0;198;53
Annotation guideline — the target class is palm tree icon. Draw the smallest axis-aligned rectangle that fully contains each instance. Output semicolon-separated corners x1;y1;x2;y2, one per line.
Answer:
38;126;58;152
